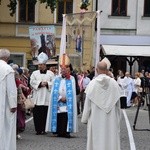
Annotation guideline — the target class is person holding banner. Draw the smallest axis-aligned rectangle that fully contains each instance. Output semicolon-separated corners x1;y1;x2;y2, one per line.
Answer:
46;54;78;138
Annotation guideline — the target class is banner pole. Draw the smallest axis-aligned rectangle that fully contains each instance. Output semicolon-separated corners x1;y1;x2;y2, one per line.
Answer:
95;10;101;76
59;14;66;74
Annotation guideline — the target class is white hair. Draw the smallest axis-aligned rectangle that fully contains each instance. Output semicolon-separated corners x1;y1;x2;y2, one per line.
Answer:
0;49;10;59
12;64;19;70
21;67;29;73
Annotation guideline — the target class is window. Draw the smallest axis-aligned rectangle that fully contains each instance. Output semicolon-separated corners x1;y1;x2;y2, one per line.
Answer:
144;0;150;17
57;0;73;22
112;0;127;16
10;54;25;67
19;0;35;22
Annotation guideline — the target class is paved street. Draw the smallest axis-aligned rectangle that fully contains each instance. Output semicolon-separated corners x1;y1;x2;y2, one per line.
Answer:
17;106;150;150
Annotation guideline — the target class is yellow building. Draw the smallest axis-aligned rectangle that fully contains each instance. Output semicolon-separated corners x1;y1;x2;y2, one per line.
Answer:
0;0;94;71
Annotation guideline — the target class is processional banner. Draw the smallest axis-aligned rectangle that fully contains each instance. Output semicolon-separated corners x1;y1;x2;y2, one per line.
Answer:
60;11;100;71
29;25;56;64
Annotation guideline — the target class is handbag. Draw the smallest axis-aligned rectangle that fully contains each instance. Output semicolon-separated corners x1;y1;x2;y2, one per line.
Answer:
24;98;35;110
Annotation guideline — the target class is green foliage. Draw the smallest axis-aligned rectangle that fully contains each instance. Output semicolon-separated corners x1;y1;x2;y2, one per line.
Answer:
0;0;57;16
7;0;17;16
39;0;57;13
80;0;90;10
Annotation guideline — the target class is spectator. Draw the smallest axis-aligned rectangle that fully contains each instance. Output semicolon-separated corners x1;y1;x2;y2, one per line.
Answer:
79;71;91;113
132;72;142;106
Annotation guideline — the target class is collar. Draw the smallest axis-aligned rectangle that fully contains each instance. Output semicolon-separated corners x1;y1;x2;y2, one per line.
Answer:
40;70;47;74
120;76;125;79
86;75;121;113
62;75;65;78
61;74;71;80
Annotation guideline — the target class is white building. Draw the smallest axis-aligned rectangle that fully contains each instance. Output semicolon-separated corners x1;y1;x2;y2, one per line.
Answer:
94;0;150;76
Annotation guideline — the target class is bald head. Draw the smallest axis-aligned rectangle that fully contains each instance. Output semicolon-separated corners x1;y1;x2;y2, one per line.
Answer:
96;61;108;75
125;72;130;77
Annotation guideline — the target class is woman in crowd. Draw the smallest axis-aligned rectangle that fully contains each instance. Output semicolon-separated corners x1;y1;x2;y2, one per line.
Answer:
14;67;30;139
132;72;142;106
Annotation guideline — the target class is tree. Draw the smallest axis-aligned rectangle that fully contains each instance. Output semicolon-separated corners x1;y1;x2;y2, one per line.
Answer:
0;0;57;16
80;0;90;10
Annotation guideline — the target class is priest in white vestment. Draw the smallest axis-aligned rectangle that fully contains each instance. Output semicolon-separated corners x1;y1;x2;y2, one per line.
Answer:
117;70;127;109
81;58;121;150
46;54;78;138
124;72;134;107
30;52;54;135
0;49;17;150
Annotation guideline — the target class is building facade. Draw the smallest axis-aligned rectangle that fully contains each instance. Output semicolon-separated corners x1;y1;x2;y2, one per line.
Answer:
0;0;93;71
94;0;150;76
1;0;150;75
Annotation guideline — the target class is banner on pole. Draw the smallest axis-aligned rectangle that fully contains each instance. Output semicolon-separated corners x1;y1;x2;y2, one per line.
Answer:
64;11;97;70
29;25;56;64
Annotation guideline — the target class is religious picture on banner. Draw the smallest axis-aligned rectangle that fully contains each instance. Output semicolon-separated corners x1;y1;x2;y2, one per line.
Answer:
75;29;82;53
29;26;56;60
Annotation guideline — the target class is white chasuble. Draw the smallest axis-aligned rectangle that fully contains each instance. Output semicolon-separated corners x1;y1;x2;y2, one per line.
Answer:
81;74;121;150
0;60;17;150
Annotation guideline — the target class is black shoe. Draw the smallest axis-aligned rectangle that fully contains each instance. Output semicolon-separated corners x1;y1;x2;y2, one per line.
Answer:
127;106;131;108
26;112;31;116
41;131;47;135
65;134;71;138
36;132;42;135
57;134;64;137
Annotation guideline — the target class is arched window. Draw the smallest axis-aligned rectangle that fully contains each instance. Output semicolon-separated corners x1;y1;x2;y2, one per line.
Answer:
19;0;35;22
111;0;127;16
144;0;150;17
57;0;73;22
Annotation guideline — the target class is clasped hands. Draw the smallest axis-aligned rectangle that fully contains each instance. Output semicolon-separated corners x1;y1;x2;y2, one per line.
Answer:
10;108;17;113
60;97;66;103
40;81;48;87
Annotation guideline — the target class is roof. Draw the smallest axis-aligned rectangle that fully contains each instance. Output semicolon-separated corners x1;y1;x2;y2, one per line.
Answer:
102;45;150;57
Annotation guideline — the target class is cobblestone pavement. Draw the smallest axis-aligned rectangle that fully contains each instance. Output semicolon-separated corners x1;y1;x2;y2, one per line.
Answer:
17;115;87;150
126;107;150;150
17;107;150;150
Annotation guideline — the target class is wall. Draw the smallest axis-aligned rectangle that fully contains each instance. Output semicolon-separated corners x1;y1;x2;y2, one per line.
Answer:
0;0;94;70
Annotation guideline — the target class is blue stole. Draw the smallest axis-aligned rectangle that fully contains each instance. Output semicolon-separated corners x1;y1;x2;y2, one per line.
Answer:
50;77;74;132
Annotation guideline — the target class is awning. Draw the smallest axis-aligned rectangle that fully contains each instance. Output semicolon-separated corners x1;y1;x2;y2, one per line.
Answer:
102;45;150;57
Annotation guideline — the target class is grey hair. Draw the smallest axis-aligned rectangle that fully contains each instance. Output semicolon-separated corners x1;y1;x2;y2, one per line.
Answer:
0;49;10;59
21;67;29;74
12;64;19;70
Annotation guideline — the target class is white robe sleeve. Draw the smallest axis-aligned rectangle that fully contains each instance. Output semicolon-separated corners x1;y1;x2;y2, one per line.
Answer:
70;76;78;132
47;72;54;91
6;72;17;109
81;96;91;124
30;72;41;90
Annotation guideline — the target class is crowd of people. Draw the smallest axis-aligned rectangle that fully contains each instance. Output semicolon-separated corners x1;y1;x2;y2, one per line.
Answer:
116;70;149;109
1;48;149;150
